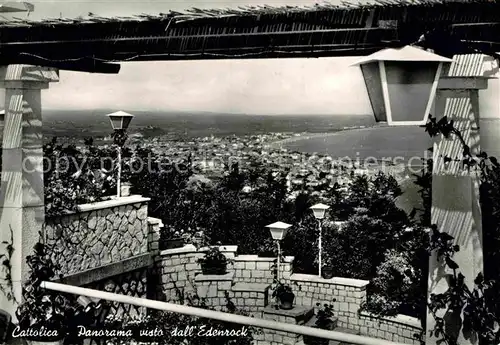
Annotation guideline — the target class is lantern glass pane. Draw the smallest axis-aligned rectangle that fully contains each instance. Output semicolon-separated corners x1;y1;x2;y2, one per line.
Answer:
109;116;123;130
385;61;438;123
360;63;386;122
122;116;133;130
269;228;288;240
312;209;326;219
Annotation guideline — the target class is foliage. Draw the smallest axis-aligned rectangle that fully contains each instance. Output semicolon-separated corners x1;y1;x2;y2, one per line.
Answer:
15;242;77;341
0;226;16;303
426;226;500;345
128;146;200;245
271;281;293;300
303;303;336;345
271;280;295;307
362;225;429;319
43;137;119;217
322;204;408;280
283;213;319;274
314;303;335;329
197;246;231;275
420;114;500;344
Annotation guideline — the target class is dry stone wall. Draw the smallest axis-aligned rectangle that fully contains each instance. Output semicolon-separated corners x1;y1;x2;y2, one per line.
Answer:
45;196;150;276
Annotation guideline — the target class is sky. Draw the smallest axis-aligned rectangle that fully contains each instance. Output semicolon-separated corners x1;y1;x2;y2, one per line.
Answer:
1;0;373;115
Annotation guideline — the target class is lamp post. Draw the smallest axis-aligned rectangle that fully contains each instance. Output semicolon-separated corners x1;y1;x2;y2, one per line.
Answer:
310;203;330;277
266;221;292;281
106;111;134;198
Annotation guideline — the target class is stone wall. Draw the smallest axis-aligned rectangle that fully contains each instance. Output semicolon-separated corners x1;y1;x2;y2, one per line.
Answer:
291;274;368;328
195;272;234;307
45;196;161;322
45;196;150;276
158;245;292;303
358;312;421;345
158;247;422;345
290;274;421;345
233;255;293;285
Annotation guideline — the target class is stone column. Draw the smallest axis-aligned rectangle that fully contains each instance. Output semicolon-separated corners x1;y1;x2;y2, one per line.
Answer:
0;65;59;321
427;76;487;345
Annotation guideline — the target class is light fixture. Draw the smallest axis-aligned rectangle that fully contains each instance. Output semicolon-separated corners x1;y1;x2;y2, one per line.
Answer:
266;221;292;240
266;221;292;281
352;45;453;126
310;203;330;220
310;203;331;277
106;110;134;131
106;111;134;198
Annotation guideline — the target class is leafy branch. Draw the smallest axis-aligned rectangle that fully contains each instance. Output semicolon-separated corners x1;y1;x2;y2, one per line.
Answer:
0;225;17;304
422;114;500;345
421;114;499;176
427;225;499;345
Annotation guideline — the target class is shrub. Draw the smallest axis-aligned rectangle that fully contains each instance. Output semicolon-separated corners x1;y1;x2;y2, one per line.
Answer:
15;243;84;342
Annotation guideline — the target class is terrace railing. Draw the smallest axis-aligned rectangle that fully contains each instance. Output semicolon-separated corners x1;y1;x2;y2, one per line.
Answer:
42;281;411;345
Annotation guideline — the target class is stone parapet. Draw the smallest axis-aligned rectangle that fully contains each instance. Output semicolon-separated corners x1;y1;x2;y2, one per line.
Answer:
358;312;421;345
45;195;150;276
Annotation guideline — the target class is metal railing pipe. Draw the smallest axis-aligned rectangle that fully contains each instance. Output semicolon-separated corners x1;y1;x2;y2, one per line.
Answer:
41;281;411;345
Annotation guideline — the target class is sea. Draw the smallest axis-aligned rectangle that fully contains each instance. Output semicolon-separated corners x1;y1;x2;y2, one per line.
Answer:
42;110;376;139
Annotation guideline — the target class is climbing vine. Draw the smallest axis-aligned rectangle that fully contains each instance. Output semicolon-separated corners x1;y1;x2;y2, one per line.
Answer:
0;225;17;304
423;114;500;345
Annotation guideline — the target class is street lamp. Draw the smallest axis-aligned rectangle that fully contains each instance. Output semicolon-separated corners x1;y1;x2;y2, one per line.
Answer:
310;203;330;277
266;221;292;281
106;111;134;198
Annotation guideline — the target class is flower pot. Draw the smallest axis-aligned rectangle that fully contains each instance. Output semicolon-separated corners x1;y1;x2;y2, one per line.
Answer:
279;291;295;310
163;237;184;249
321;268;334;279
200;264;227;275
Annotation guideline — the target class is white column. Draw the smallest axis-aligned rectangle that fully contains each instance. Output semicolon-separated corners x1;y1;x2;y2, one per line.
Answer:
479;55;500;158
427;76;487;345
0;65;59;321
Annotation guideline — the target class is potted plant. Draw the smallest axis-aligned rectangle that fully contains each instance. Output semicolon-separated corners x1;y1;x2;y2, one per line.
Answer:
15;242;74;345
197;246;229;275
321;256;334;280
271;281;295;310
160;226;185;250
303;303;336;345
